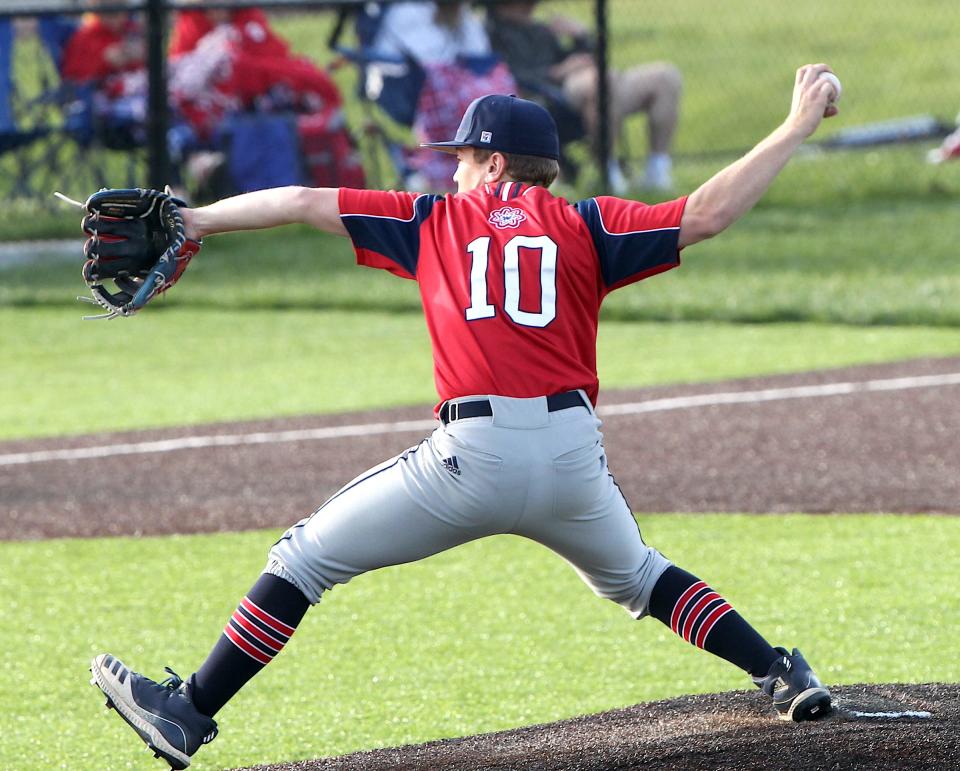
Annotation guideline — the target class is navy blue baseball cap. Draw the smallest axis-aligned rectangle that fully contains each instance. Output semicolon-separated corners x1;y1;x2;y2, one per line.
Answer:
421;94;560;160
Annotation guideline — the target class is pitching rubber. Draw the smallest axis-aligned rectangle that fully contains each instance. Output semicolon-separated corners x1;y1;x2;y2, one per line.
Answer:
784;686;833;722
89;654;191;770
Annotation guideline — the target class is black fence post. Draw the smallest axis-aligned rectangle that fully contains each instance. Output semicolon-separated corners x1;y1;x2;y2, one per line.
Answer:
146;0;169;188
595;0;609;192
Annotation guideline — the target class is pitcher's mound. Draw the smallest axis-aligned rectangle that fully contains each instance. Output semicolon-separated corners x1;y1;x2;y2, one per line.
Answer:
246;683;958;771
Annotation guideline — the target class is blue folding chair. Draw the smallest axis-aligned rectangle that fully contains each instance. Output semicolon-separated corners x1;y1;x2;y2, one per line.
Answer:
0;18;62;200
328;2;429;188
27;14;150;200
330;3;523;190
1;19;13;132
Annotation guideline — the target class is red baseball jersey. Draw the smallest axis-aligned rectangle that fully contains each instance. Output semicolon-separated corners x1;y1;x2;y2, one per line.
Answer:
339;182;686;408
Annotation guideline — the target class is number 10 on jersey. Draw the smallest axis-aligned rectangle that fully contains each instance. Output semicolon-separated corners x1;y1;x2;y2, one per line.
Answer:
465;235;558;328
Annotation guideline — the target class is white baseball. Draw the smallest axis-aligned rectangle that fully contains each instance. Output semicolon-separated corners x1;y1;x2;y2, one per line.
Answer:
818;72;842;103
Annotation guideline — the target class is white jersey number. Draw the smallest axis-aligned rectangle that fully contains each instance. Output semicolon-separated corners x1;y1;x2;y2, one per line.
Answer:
464;235;557;328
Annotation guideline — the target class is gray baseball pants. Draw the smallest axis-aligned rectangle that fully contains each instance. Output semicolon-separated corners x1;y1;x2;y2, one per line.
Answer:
266;392;671;618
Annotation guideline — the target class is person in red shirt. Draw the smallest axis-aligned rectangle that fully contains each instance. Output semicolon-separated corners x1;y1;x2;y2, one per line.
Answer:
60;3;147;147
169;8;280;57
169;7;340;133
91;66;841;769
61;6;144;83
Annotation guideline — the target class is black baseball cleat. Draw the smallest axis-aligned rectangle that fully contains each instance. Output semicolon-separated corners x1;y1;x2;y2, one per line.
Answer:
90;653;218;769
752;646;833;722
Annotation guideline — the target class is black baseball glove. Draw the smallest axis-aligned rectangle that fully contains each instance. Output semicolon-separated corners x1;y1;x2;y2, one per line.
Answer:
75;188;201;319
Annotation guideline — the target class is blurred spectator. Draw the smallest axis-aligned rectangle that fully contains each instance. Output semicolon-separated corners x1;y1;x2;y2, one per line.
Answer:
371;0;491;63
169;8;362;196
371;1;516;192
169;8;342;139
487;0;681;192
62;5;144;83
61;2;147;147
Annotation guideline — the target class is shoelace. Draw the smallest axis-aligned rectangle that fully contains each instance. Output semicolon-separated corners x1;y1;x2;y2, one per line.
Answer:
160;666;184;689
158;667;220;744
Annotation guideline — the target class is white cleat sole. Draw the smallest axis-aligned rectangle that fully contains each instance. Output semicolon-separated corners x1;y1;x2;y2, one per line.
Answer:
783;686;833;722
90;654;191;769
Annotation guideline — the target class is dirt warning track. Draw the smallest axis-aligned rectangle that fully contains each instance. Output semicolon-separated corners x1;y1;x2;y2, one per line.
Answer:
2;357;959;541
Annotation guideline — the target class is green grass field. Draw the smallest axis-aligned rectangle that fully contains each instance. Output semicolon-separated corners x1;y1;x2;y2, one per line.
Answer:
3;515;958;770
3;211;960;440
3;304;960;439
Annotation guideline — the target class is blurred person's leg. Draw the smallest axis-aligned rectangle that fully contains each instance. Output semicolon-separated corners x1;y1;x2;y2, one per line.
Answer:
562;65;634;191
561;65;600;142
563;62;681;192
613;62;682;189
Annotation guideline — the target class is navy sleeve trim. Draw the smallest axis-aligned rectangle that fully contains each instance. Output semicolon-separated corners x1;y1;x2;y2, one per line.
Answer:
341;194;440;277
574;198;680;289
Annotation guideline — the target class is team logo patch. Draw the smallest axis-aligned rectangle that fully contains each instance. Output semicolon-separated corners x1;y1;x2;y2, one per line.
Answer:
489;206;526;229
480;131;492;143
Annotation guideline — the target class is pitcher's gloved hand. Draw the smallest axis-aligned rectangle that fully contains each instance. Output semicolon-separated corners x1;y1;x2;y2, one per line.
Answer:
77;187;200;319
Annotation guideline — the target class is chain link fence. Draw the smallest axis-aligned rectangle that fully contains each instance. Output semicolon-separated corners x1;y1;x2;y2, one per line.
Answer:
2;0;958;218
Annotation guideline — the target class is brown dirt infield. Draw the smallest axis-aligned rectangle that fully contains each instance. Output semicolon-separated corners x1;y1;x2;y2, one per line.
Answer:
3;356;959;541
4;357;959;769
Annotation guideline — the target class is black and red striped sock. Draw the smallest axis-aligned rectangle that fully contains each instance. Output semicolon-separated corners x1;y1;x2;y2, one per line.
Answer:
648;566;779;677
188;573;309;717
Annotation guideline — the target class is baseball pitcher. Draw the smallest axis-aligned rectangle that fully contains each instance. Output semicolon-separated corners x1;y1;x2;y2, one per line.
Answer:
88;64;841;769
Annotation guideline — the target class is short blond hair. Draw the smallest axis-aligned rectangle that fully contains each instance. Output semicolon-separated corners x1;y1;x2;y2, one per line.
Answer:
472;149;560;188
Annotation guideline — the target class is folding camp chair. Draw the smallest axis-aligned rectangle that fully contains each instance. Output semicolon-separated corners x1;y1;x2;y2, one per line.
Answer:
328;2;425;188
0;17;60;201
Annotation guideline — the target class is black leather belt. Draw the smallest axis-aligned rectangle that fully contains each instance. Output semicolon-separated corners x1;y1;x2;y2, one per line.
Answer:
439;391;587;425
